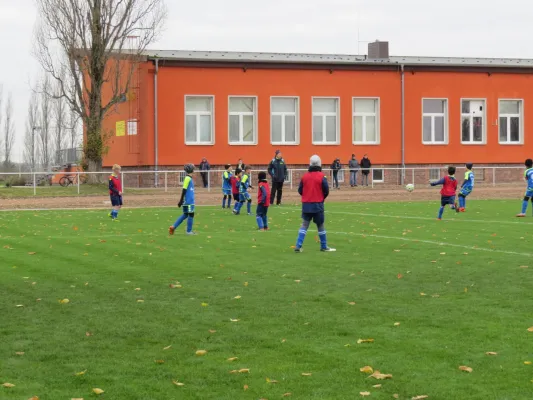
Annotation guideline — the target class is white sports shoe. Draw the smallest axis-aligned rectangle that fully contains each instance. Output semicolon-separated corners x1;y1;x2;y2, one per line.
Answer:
320;247;336;252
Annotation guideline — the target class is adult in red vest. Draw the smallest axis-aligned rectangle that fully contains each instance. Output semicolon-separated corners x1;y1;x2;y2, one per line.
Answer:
294;155;336;252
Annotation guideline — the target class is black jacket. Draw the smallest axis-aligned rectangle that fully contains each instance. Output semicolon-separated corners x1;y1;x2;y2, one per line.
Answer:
200;161;210;171
360;158;371;173
331;160;341;171
268;158;288;183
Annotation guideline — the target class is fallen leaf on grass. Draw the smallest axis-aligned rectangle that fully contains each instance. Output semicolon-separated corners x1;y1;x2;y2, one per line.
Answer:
233;296;242;299
15;352;25;355
155;359;165;364
85;332;93;337
195;350;207;356
163;345;172;350
92;388;104;395
282;393;292;397
485;352;498;356
348;302;356;305
266;378;278;383
136;299;144;303
244;282;249;287
520;266;529;269
528;327;533;332
238;369;250;373
209;330;217;334
420;293;427;296
360;366;374;374
357;339;374;344
412;396;429;400
394;322;401;326
372;384;382;388
59;299;70;304
75;370;87;376
28;397;39;400
459;365;473;373
16;304;24;307
369;370;393;380
227;357;238;361
524;361;532;365
397;273;403;279
360;392;371;397
2;383;15;388
230;319;240;322
294;280;301;283
243;385;249;391
393;395;399;399
172;380;185;386
28;252;36;255
201;302;209;307
134;288;141;291
301;372;312;376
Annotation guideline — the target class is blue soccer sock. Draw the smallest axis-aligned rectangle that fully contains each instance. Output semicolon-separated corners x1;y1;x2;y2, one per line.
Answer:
228;197;232;209
262;215;268;229
186;217;194;233
438;206;445;219
112;209;118;219
222;196;227;208
522;200;529;214
256;215;264;229
247;201;251;214
173;214;187;229
318;228;327;249
459;196;465;208
296;228;307;249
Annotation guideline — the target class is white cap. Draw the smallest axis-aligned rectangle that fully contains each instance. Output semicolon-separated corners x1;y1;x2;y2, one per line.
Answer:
310;155;322;167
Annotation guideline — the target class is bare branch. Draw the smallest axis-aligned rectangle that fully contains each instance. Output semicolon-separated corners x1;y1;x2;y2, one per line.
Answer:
3;92;16;167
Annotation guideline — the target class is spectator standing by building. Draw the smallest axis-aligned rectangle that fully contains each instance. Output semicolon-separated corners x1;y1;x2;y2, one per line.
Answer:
331;158;341;189
237;159;245;171
268;150;288;205
199;157;210;188
348;154;359;187
360;154;372;186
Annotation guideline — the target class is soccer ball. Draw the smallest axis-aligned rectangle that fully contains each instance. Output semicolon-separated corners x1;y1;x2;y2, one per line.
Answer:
405;183;415;192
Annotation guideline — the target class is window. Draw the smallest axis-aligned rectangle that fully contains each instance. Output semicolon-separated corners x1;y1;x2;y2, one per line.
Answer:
127;119;138;136
461;99;486;144
312;98;339;144
353;98;379;144
422;99;448;144
185;96;214;144
474;168;485;182
429;168;440;181
372;169;384;183
229;97;257;144
499;100;523;144
271;97;299;144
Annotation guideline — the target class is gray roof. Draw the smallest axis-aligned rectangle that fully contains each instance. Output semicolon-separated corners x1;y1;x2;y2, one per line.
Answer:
143;50;533;68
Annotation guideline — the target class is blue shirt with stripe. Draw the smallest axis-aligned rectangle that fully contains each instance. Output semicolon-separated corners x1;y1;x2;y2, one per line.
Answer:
222;171;232;191
183;175;195;205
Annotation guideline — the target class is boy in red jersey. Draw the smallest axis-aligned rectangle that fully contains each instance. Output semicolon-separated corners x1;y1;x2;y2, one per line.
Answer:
108;164;123;220
294;155;335;252
430;166;459;220
256;172;271;231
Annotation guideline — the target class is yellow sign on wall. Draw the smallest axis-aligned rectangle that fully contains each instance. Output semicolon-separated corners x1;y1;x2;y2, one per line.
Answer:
116;121;126;137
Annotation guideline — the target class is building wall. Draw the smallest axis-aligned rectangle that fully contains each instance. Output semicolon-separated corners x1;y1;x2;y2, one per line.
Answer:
101;63;533;168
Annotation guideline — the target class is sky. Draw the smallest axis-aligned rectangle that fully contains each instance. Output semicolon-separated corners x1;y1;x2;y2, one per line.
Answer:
1;0;533;162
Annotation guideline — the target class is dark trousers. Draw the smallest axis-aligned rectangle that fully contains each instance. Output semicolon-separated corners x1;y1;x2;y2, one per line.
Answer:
270;181;284;205
200;172;208;188
332;171;339;188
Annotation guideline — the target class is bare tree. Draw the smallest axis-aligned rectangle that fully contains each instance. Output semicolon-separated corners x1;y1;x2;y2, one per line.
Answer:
3;93;15;168
53;76;66;165
34;0;166;171
39;76;53;170
24;92;40;171
0;84;4;164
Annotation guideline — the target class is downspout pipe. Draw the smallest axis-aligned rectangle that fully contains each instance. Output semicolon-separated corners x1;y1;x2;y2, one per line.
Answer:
154;58;159;186
400;64;405;185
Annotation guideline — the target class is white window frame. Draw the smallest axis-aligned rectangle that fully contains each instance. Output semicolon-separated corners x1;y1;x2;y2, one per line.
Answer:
228;95;258;145
352;97;380;144
372;168;384;183
429;168;441;181
184;95;215;145
498;99;524;145
270;96;300;145
460;98;487;145
422;98;448;145
127;119;138;136
312;97;340;145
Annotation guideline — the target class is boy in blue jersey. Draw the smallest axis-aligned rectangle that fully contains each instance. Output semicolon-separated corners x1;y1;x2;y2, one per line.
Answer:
169;164;197;235
458;163;474;212
516;158;533;217
233;166;253;215
222;164;233;209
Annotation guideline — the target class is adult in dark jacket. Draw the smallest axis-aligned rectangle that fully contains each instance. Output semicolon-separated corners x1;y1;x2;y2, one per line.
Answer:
199;158;210;188
360;154;372;186
236;159;245;171
348;154;359;187
330;158;341;189
268;150;288;205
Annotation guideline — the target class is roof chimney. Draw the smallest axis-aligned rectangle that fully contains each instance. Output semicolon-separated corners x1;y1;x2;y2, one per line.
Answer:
368;41;389;60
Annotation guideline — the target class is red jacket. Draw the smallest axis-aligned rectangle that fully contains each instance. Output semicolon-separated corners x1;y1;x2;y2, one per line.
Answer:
230;176;240;195
109;174;122;195
257;181;271;206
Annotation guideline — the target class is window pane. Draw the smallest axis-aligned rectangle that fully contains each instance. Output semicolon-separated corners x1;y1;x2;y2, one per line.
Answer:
313;98;336;113
186;115;197;142
473;117;483;141
271;115;282;142
354;99;376;113
186;97;211;112
500;100;519;114
285;115;296;142
373;169;383;181
199;115;211;142
423;99;444;114
229;115;240;142
461;100;470;114
366;116;376;142
499;117;508;142
272;98;296;113
313;116;323;142
423;116;432;142
242;115;254;142
230;97;254;112
325;116;337;142
461;117;471;141
434;116;445;142
510;117;520;142
354;116;363;142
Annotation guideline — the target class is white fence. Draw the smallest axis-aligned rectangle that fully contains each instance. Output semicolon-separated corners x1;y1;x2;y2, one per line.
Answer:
0;166;526;197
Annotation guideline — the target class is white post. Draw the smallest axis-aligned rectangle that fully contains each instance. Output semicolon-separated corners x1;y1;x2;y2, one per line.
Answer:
371;168;374;189
290;170;293;190
412;168;415;185
165;172;168;192
121;172;125;194
33;172;36;196
207;170;211;192
77;171;80;194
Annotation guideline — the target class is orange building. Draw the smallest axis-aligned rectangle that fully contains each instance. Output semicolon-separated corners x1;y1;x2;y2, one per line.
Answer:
102;42;533;171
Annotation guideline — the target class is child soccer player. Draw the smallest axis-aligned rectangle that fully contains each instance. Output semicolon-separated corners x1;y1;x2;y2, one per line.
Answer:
294;155;336;252
234;166;253;215
516;158;533;217
222;164;233;209
231;169;241;213
108;164;122;220
430;166;458;220
458;163;474;212
169;164;196;235
256;172;271;231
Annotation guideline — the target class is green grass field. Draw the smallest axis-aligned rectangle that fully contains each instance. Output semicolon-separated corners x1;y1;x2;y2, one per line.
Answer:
1;200;533;400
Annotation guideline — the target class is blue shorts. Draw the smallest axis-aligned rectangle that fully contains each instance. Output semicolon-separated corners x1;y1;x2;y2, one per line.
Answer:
110;195;123;206
459;187;472;197
239;192;251;202
441;196;456;207
302;211;325;225
256;204;269;216
222;188;231;196
183;205;195;215
526;189;533;198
